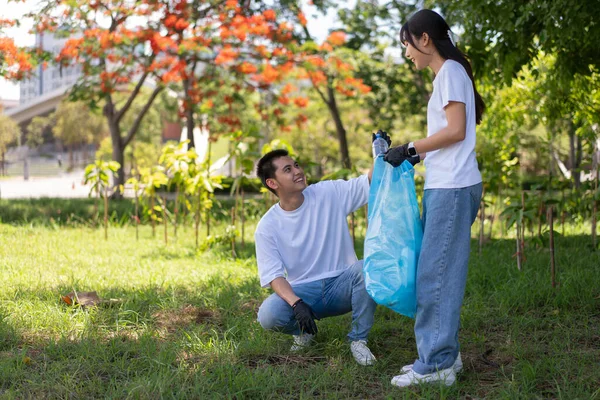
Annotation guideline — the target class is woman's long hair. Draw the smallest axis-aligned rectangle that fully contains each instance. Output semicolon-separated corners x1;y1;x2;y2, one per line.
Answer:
400;9;485;124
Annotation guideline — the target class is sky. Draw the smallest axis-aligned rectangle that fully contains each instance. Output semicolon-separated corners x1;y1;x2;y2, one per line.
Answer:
0;0;355;102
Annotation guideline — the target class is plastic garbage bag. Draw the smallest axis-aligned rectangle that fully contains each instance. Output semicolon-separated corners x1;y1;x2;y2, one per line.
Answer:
364;157;423;318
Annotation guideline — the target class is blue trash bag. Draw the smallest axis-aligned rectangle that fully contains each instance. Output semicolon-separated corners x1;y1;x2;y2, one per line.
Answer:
363;157;423;318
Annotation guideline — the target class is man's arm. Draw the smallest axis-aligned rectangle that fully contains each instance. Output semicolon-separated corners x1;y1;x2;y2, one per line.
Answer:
269;277;318;335
368;163;374;183
270;277;300;306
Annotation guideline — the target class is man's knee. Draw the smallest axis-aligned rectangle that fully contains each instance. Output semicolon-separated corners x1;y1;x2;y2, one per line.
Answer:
257;296;289;330
351;260;365;282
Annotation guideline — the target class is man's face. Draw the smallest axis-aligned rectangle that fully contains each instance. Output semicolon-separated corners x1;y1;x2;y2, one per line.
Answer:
267;156;307;195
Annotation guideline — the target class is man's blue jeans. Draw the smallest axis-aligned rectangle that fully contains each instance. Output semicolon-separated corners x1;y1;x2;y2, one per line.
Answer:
257;260;377;341
412;183;482;375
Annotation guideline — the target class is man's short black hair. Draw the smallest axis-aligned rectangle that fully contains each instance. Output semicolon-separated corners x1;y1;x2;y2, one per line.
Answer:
256;149;289;196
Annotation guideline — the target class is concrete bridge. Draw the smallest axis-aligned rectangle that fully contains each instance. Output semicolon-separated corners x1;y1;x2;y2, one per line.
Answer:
3;85;69;125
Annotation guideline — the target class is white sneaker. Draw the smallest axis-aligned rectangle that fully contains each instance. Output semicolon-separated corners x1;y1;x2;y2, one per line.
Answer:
400;353;463;374
350;340;376;366
391;367;456;388
290;334;314;352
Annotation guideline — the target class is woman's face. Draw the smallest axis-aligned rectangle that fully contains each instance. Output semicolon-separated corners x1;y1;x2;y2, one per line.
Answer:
404;33;431;70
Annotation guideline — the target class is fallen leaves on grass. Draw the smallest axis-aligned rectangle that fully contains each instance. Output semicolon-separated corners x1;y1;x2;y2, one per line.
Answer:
60;291;123;308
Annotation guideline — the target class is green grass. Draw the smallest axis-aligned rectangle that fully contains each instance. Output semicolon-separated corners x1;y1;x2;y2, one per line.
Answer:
1;205;599;398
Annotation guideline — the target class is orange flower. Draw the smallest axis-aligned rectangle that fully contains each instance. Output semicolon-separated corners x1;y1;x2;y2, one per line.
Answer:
175;19;190;31
326;31;346;46
164;14;178;29
263;9;276;21
307;56;326;68
293;97;309;108
238;62;257;74
215;46;239;64
277;96;290;105
297;12;307;26
281;83;297;95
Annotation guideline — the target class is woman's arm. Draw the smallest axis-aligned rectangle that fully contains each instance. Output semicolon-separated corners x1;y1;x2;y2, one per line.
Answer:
413;101;466;154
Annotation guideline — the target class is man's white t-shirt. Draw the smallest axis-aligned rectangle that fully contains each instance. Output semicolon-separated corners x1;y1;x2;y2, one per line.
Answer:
424;59;482;189
255;175;370;288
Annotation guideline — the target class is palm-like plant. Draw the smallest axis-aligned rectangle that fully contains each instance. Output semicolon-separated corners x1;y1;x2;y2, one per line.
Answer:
83;160;120;240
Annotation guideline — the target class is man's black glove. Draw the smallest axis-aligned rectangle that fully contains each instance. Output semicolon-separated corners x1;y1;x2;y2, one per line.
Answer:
383;143;421;167
292;299;318;335
372;129;392;147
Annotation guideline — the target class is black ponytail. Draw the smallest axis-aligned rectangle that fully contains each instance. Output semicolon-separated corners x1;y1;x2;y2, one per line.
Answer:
400;9;485;124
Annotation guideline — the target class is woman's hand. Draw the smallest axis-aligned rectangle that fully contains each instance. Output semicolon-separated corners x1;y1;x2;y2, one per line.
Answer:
383;144;421;167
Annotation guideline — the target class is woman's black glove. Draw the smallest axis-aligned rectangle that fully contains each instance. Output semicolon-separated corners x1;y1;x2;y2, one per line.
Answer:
292;299;318;335
372;129;392;147
383;143;421;167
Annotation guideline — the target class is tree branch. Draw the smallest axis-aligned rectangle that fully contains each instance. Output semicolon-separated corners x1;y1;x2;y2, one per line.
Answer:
115;63;153;124
123;85;163;148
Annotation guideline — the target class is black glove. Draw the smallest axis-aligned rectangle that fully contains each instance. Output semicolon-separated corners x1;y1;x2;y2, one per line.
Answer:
292;299;318;335
383;143;421;167
372;129;392;147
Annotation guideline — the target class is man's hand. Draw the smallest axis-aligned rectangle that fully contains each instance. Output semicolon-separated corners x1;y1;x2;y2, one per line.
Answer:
372;130;392;147
292;299;318;335
383;143;421;167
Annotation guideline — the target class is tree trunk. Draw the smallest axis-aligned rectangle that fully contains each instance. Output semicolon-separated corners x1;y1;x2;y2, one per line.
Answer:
174;184;180;239
163;195;168;245
134;189;139;241
108;119;125;199
103;84;162;194
151;196;156;238
103;189;108;240
548;206;556;288
479;193;485;254
516;224;522;271
195;190;201;249
231;208;236;258
593;162;598;249
575;134;582;189
568;122;582;189
183;78;196;149
241;188;245;247
326;85;351;169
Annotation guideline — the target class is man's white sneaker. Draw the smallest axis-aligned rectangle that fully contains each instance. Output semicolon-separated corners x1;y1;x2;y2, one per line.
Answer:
399;353;463;374
391;367;456;388
290;334;314;352
350;340;376;366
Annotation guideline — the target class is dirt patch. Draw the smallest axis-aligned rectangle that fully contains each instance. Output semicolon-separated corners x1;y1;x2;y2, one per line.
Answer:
464;348;514;374
153;305;221;334
239;299;261;315
245;354;327;368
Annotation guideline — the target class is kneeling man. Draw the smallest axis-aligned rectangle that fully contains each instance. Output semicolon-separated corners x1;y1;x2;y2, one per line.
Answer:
254;149;377;365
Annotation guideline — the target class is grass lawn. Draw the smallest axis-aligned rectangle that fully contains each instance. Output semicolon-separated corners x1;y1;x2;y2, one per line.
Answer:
1;209;599;398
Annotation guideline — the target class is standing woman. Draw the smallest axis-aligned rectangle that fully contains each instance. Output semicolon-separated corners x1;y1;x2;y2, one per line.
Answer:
383;9;484;387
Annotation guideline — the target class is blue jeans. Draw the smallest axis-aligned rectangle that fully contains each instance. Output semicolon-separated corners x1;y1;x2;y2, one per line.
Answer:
412;183;482;375
257;260;377;341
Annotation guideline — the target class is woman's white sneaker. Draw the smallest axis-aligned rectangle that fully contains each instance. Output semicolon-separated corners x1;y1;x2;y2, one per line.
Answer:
399;353;463;374
391;367;456;388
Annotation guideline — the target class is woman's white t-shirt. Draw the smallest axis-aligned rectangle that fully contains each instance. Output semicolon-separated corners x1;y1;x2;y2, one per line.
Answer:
424;59;482;189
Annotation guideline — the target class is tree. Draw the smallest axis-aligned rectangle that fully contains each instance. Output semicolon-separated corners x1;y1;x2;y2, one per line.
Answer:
52;101;106;169
436;0;600;85
26;116;50;149
0;114;19;176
